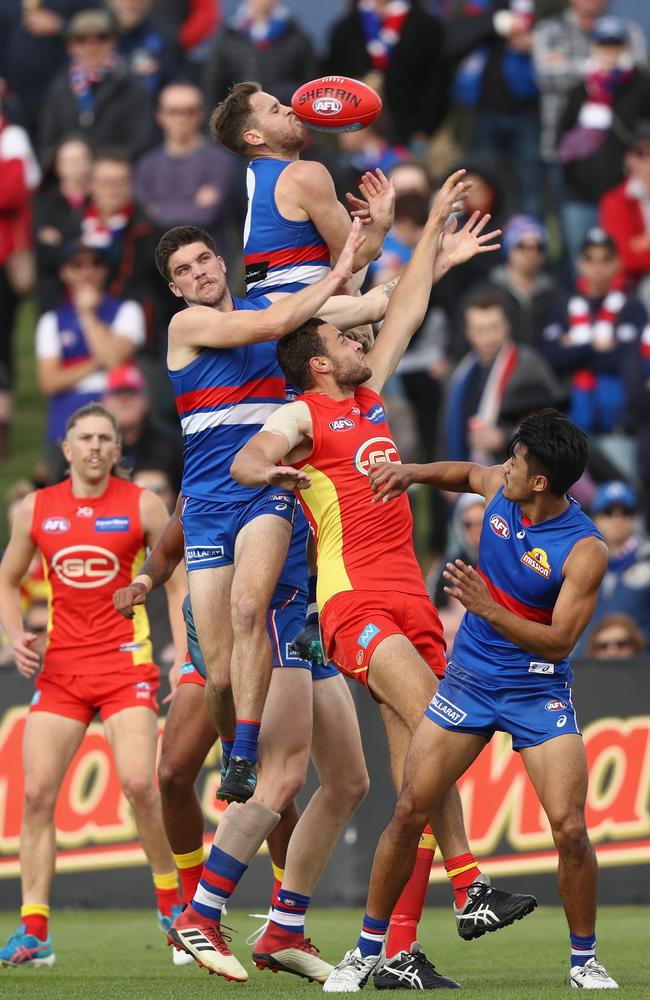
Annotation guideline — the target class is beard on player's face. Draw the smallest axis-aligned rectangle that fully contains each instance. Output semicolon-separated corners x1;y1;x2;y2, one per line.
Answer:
331;355;372;390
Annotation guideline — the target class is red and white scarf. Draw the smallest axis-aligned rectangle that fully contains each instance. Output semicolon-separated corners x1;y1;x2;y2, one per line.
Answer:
566;290;626;349
81;201;135;249
359;0;410;72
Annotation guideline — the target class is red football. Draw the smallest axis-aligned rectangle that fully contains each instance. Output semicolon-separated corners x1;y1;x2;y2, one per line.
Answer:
291;76;382;133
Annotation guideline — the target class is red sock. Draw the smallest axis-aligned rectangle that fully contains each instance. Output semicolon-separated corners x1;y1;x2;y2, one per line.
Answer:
179;863;204;905
444;852;481;909
23;913;48;940
155;885;182;918
386;826;436;958
271;877;282;908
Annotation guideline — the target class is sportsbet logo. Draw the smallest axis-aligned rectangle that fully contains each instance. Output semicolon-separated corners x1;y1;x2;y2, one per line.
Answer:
354;436;400;476
51;545;119;589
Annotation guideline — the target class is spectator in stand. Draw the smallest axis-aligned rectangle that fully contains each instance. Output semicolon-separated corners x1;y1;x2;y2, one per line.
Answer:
0;1;103;138
152;0;220;64
586;612;646;660
541;227;648;477
106;0;184;96
445;287;564;464
101;364;182;493
576;481;650;653
38;8;155;161
33;134;93;315
555;17;650;264
203;0;318;109
446;0;542;217
0;85;41;458
336;116;409;199
134;82;235;255
622;318;650;531
429;493;486;653
532;0;647;175
132;463;177;514
35;241;145;479
483;214;565;348
324;0;448;147
388;158;433;198
600;120;650;308
370;191;430;283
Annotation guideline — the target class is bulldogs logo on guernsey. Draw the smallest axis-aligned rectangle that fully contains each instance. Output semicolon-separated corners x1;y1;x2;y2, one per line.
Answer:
452;488;602;686
243;159;331;299
169;295;286;502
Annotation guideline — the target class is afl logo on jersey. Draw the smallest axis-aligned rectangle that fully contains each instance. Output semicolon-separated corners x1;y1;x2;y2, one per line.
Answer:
489;514;510;539
354;437;400;476
521;547;552;579
329;418;354;432
313;98;343;116
51;545;120;589
42;517;70;534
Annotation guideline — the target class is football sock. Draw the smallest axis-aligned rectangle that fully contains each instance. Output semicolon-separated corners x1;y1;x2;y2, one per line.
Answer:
444;852;481;909
357;914;389;958
386;826;436;957
570;931;596;968
153;870;182;918
21;904;49;941
221;737;234;762
232;719;261;764
173;846;205;905
269;889;310;937
271;864;284;908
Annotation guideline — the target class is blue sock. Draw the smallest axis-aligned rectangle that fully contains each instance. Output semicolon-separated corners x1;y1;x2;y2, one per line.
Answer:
357;913;389;958
270;889;310;937
307;575;318;624
232;719;261;763
570;931;596;968
221;738;234;762
192;845;247;922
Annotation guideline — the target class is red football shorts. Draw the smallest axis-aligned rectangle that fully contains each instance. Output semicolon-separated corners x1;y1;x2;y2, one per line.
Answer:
320;589;446;697
30;664;160;724
177;660;207;688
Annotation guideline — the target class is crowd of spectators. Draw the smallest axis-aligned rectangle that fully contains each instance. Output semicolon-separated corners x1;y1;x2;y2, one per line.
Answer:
1;0;650;661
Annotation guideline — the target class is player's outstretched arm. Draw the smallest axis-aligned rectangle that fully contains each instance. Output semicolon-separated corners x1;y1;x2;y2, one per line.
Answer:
364;169;471;393
443;536;608;660
113;495;185;618
230;401;313;490
433;211;501;281
138;490;187;674
0;494;43;678
368;460;505;504
170;220;365;352
316;276;399;330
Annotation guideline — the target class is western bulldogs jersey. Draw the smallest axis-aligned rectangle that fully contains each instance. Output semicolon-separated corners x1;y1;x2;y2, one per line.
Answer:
170;295;287;502
452;488;602;686
243;159;331;299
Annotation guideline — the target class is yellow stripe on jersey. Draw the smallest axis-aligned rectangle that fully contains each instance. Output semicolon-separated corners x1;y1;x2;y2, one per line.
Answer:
130;546;153;666
299;464;352;608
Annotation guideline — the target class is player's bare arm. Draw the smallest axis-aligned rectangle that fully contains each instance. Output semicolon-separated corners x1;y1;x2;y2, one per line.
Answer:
442;536;608;661
168;219;364;366
230;400;314;491
364;170;474;394
280;161;394;275
369;460;505;505
138;489;187;677
113;495;184;619
0;493;43;677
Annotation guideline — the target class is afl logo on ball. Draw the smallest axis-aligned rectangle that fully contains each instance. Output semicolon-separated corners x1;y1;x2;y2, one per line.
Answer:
51;545;120;589
489;514;510;539
313;98;342;116
354;437;400;476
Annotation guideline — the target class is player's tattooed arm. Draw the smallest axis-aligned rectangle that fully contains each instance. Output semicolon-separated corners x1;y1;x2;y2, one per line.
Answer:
443;537;608;660
369;460;504;504
0;493;43;678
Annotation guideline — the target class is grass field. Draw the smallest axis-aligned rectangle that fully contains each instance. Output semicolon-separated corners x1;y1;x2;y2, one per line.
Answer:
1;906;648;997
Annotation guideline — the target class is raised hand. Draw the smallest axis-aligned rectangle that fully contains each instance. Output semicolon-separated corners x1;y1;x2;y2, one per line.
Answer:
265;465;312;491
332;217;365;287
436;212;502;273
442;559;494;617
368;461;415;504
358;169;395;232
427;169;472;230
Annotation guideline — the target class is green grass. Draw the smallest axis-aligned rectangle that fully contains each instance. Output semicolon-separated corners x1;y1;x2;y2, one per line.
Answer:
1;906;648;998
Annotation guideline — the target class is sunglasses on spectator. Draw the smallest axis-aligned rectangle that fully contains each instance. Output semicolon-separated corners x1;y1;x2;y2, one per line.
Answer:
593;637;634;652
65;258;105;269
598;506;635;517
630;145;650;158
514;242;544;252
161;106;202;116
72;33;112;43
462;519;484;529
581;253;615;263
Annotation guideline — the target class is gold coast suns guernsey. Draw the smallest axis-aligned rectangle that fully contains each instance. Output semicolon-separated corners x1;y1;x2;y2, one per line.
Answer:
30;477;153;674
294;387;429;611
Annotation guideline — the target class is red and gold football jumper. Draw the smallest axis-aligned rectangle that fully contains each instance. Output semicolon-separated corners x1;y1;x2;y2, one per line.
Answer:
293;387;446;687
28;476;158;722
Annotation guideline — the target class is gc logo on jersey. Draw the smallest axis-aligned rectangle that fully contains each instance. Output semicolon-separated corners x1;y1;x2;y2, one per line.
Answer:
489;514;510;539
51;545;120;588
521;547;551;579
42;517;70;534
354;437;400;476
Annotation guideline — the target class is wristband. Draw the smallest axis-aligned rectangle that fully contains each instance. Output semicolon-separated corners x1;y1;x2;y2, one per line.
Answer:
131;574;153;594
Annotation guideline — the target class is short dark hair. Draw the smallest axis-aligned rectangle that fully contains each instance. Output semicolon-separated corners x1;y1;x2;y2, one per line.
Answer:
209;81;262;157
93;147;132;170
507;409;588;496
394;192;430;228
155;225;216;281
277;319;328;390
464;286;510;316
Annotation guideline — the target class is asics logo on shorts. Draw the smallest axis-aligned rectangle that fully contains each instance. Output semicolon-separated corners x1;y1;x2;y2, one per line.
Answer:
51;545;120;588
354;437;400;476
